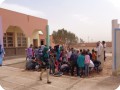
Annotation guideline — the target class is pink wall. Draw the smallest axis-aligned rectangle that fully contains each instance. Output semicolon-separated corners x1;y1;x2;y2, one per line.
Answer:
0;8;48;37
0;16;3;47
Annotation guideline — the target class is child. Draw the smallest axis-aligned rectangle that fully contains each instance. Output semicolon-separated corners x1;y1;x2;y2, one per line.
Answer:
92;50;101;72
62;51;68;62
60;61;70;73
85;51;90;77
77;52;85;77
40;47;51;84
92;49;97;62
49;49;55;74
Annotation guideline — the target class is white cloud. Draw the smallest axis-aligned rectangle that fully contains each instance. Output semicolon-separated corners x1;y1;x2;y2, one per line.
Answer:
0;3;46;18
72;14;92;24
108;0;120;8
0;0;5;5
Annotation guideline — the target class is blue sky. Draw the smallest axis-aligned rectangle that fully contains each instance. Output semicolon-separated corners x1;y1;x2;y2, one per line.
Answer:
0;0;120;42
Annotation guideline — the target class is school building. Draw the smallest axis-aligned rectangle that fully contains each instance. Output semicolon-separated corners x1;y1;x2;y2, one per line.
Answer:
0;8;50;56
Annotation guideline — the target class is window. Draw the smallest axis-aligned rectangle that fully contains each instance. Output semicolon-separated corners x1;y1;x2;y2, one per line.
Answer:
3;32;14;48
17;33;27;47
3;32;27;48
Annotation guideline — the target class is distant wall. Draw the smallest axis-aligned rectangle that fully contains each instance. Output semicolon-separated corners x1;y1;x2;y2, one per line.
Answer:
77;42;112;47
76;47;112;53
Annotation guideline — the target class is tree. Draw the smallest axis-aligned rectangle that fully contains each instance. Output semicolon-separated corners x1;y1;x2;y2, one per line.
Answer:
52;28;79;47
79;38;85;43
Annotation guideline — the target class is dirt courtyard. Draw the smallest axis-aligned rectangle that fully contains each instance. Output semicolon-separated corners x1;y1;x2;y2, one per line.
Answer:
90;56;112;77
7;55;112;77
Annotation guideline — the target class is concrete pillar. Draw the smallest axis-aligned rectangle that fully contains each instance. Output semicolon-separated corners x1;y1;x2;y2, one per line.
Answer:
0;16;3;48
112;19;119;29
46;25;50;48
112;20;117;74
27;37;30;47
14;30;17;47
112;19;120;75
37;31;40;47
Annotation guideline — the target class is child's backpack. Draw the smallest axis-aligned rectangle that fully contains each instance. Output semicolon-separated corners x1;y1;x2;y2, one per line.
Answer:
37;48;43;60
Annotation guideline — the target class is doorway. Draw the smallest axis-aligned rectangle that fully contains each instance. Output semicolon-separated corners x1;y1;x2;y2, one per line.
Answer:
40;39;44;45
33;39;38;47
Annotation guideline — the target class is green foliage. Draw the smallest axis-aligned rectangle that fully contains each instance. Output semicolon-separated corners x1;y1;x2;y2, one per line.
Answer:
52;28;79;46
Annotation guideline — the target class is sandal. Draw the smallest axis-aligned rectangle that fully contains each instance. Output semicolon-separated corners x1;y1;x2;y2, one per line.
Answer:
47;81;51;84
40;77;42;81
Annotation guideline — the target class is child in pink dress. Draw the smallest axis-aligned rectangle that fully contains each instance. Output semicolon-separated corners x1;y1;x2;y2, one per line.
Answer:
85;51;90;77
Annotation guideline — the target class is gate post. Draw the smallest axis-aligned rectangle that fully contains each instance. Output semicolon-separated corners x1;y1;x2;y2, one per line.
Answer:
112;19;120;75
46;25;50;48
0;16;3;47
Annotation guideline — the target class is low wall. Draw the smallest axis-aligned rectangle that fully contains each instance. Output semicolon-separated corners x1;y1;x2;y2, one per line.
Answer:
76;47;112;53
4;47;26;56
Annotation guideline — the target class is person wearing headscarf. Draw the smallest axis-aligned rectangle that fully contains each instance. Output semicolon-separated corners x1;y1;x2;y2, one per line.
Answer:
0;44;5;66
40;46;51;84
26;44;34;59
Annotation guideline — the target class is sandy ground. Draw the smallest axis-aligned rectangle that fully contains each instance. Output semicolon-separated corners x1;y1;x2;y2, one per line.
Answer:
7;55;112;78
7;61;26;69
89;56;112;77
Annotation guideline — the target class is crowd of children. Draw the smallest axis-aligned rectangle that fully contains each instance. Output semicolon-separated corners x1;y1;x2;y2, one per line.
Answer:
26;41;107;84
26;44;102;79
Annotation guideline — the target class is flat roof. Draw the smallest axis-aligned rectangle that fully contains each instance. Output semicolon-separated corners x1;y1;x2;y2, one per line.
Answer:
0;8;47;21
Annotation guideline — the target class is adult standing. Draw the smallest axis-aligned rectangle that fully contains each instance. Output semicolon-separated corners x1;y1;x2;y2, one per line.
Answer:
102;41;107;61
0;44;5;66
96;41;104;70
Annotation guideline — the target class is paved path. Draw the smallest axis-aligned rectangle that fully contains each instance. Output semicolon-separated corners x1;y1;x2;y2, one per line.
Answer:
3;58;26;66
0;65;120;90
0;57;120;90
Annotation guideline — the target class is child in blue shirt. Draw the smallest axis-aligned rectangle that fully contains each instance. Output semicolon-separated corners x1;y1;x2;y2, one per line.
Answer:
77;52;85;77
